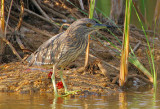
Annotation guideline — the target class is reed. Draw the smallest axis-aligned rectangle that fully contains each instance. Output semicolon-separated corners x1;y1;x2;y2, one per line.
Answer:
133;3;157;89
84;0;96;67
0;0;5;62
67;0;154;85
95;0;154;84
89;0;95;19
119;0;132;86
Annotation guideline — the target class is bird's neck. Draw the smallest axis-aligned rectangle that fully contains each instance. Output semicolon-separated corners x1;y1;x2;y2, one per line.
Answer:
64;31;88;48
68;30;89;41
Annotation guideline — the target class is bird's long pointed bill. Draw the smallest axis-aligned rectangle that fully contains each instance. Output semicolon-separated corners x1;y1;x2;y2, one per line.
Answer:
93;23;112;29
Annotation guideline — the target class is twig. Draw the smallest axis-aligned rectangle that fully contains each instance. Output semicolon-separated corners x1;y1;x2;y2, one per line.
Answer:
4;0;13;37
31;0;59;28
0;0;5;63
31;0;49;19
59;23;70;33
16;35;25;50
15;0;24;31
39;2;69;20
0;35;22;61
41;2;70;19
23;8;59;28
133;41;141;52
10;15;53;37
59;0;80;19
78;0;84;10
13;0;26;51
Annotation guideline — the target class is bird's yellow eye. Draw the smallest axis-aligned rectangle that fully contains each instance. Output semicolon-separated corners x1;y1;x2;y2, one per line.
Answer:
86;23;92;27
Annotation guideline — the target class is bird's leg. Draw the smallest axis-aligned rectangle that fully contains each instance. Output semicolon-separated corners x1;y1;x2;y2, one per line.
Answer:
59;68;68;93
60;68;81;96
51;64;58;96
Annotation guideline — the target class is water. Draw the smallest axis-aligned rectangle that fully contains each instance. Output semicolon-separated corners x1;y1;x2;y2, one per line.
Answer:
0;86;160;109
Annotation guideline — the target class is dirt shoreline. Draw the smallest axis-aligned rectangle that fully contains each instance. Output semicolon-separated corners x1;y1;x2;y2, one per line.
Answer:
0;61;120;95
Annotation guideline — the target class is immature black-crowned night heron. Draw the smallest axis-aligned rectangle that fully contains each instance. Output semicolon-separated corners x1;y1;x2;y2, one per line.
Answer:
27;18;110;96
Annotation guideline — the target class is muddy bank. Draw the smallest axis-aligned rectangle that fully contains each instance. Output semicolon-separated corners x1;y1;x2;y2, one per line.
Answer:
0;61;119;94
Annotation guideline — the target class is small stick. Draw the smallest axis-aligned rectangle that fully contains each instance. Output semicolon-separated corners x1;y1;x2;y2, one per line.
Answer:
14;0;26;51
4;0;14;37
10;15;53;37
59;23;70;33
78;0;84;10
31;0;49;19
59;0;80;19
39;3;69;20
23;8;59;28
15;0;24;31
85;35;90;67
41;2;70;19
133;41;141;52
16;35;25;50
0;35;22;61
30;0;59;28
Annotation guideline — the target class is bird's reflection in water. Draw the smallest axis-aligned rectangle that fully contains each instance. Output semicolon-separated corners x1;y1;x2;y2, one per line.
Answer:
51;96;66;109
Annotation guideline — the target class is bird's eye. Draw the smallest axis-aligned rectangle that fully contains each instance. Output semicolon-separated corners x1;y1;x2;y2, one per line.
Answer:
86;23;92;27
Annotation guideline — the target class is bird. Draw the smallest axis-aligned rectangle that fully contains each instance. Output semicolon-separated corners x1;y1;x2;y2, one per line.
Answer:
27;18;110;96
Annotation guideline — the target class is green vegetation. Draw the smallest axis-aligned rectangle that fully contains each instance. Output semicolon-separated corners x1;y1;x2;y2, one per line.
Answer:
133;3;157;89
89;0;95;19
119;0;132;86
67;0;158;88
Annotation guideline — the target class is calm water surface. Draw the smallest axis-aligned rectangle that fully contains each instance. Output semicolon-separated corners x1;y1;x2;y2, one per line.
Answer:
0;85;160;109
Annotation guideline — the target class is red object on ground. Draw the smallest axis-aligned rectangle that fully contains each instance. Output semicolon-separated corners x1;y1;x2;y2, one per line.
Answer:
56;81;64;89
48;72;53;79
48;72;63;89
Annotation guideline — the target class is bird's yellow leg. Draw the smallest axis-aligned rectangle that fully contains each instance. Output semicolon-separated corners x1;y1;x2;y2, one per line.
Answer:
51;65;58;96
60;68;81;96
59;68;68;93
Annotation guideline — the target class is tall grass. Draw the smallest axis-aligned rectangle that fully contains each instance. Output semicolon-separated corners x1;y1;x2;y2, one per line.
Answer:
0;0;5;32
84;0;95;67
67;0;155;86
0;0;5;62
133;3;156;89
89;0;95;19
95;0;154;84
119;0;132;86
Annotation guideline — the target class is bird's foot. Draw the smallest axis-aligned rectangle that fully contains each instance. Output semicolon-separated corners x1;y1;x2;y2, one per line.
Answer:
61;90;81;97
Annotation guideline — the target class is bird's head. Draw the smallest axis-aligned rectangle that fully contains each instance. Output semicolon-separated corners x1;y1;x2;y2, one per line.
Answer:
66;18;107;36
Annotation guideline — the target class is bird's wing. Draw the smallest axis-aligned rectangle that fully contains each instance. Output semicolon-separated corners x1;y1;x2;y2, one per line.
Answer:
27;32;65;66
55;35;85;67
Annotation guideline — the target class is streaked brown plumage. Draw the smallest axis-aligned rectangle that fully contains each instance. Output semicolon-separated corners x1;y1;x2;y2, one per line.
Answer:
27;18;107;96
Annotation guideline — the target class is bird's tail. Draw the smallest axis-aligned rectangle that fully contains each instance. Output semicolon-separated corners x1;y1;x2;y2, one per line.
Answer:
26;53;36;66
